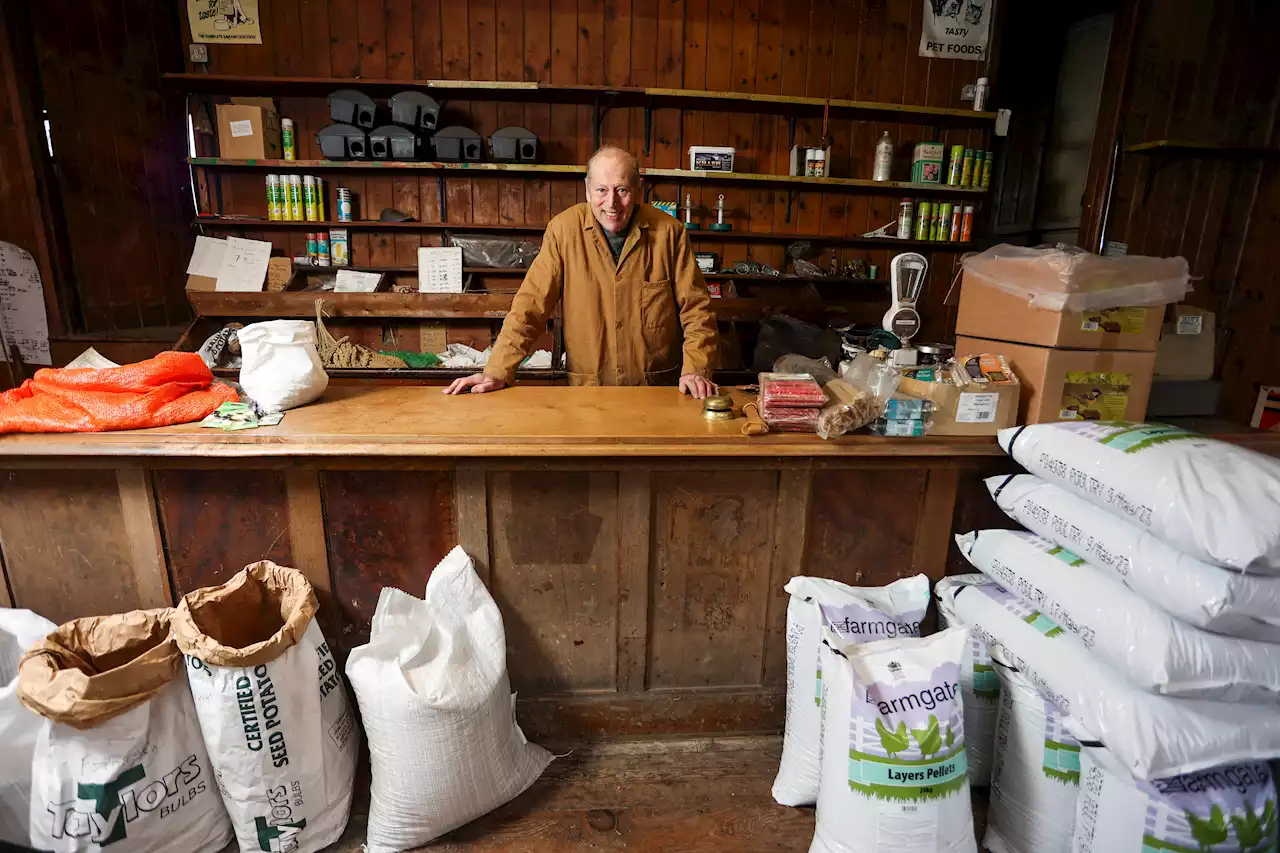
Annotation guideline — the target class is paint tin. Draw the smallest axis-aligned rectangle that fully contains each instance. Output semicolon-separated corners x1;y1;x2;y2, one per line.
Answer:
287;175;303;221
329;228;350;266
303;176;319;222
306;232;318;259
914;201;932;241
897;198;914;240
266;174;283;221
947;144;965;186
981;151;994;188
336;188;354;222
281;118;296;161
950;205;963;241
316;232;330;266
960;149;975;188
960;205;975;243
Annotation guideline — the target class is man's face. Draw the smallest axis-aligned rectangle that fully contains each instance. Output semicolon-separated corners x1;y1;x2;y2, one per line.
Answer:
587;156;638;234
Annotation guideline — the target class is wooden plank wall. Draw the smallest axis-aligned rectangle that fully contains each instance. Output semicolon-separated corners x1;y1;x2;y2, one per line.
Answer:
1098;0;1280;423
184;0;1000;344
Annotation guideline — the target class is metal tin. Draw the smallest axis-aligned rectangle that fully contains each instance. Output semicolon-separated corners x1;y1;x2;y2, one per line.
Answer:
947;144;965;186
266;174;282;221
303;175;319;222
949;205;963;242
868;264;879;279
914;201;932;241
981;150;994;188
329;228;349;266
287;175;303;221
306;232;318;259
336;188;353;222
960;205;975;243
897;198;914;240
937;203;953;241
960;148;975;188
915;342;954;365
281;118;296;161
316;233;330;266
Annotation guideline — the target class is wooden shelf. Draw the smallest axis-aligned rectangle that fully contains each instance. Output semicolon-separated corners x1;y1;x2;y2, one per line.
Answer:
642;168;987;195
1126;140;1280;159
197;216;546;231
291;262;889;286
190;157;586;174
167;74;998;127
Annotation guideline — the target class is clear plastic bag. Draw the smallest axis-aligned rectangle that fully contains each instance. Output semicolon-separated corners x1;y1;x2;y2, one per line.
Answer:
961;243;1191;312
450;234;541;268
817;355;901;439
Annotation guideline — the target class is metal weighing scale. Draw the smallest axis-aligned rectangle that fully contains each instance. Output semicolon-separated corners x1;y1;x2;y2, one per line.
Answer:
882;252;928;367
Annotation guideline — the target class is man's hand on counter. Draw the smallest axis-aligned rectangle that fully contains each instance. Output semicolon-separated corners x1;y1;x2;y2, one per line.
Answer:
679;374;719;400
444;373;508;395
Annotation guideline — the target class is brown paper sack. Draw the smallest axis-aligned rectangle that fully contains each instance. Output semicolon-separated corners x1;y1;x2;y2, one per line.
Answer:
172;560;318;665
18;608;180;729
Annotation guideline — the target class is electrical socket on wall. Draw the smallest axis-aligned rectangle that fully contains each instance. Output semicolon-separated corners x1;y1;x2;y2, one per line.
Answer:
189;44;209;64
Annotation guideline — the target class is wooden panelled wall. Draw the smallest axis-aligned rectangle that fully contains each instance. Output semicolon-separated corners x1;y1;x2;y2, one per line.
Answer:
1095;0;1280;422
187;0;999;344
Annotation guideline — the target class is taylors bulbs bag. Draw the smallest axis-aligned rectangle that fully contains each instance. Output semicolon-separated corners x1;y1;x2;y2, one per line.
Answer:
773;574;930;807
810;627;976;853
988;474;1280;643
934;575;999;787
237;320;329;414
173;562;358;853
17;609;232;853
345;546;552;852
959;529;1280;703
935;573;1280;780
1;608;55;846
984;662;1079;853
999;421;1280;573
1072;749;1276;853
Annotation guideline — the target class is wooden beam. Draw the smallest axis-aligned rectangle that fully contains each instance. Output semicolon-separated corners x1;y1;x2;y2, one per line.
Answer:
911;465;961;581
761;467;812;687
285;469;333;603
455;465;491;585
116;470;173;609
616;469;651;693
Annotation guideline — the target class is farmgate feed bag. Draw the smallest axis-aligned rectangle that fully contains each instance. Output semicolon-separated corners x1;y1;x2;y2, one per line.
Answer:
934;576;999;787
0;608;56;846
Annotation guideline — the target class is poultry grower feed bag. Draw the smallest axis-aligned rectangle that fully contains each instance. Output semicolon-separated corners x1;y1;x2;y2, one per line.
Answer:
935;572;1280;780
809;626;976;853
998;421;1280;573
987;474;1280;642
983;662;1079;853
0;608;55;846
934;575;999;787
959;528;1280;703
773;574;930;806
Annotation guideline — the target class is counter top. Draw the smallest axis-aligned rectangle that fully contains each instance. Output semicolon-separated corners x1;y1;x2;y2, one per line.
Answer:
0;387;1272;459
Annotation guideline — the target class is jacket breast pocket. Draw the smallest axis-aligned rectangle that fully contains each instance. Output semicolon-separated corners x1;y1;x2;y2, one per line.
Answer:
641;279;677;331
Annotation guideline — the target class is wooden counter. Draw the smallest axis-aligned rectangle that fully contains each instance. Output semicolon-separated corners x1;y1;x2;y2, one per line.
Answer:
0;389;1274;741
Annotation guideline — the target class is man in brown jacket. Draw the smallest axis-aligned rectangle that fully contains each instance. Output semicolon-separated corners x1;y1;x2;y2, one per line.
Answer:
444;146;719;398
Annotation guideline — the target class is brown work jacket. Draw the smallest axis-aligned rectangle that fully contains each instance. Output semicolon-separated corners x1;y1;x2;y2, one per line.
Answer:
484;203;717;386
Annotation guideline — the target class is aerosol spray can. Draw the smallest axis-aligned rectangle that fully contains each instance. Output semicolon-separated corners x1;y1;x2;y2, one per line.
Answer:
303;175;319;222
266;174;283;221
960;149;975;188
873;132;893;181
281;118;297;161
336;188;354;222
937;203;953;242
897;198;914;240
960;205;975;243
914;200;932;241
973;77;990;112
287;175;303;221
949;204;963;241
316;232;330;266
306;232;319;260
329;228;349;266
947;144;965;186
980;151;994;188
314;176;326;221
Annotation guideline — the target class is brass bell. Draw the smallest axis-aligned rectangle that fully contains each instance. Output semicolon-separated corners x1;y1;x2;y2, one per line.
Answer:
702;394;736;420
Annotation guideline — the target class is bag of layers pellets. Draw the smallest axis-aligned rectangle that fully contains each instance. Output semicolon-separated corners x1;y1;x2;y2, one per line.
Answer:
934;575;999;787
934;573;1280;780
984;661;1079;853
345;546;553;852
1;608;55;845
810;626;976;853
1072;749;1276;853
987;474;1280;643
17;608;232;853
173;562;358;853
999;421;1280;573
958;529;1280;703
772;574;929;806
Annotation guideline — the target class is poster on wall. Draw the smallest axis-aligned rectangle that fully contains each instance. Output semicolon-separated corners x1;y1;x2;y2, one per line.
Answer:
920;0;991;61
188;0;262;44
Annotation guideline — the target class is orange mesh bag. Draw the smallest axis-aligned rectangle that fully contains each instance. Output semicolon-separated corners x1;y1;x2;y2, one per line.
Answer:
0;351;238;433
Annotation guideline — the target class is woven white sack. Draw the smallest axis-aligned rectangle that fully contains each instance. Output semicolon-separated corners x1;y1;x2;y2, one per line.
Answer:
935;577;999;787
346;546;552;852
0;608;55;846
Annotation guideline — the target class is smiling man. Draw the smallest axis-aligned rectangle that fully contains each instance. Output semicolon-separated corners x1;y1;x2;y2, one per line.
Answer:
445;146;719;398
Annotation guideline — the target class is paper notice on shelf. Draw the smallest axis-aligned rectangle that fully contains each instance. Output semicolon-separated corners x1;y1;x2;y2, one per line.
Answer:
64;347;120;370
187;236;227;277
955;392;999;423
0;241;51;365
215;236;272;292
334;270;383;293
418;247;463;293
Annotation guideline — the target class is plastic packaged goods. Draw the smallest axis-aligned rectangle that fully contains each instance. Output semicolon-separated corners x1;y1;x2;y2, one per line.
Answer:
868;417;929;437
760;372;827;407
0;608;55;846
984;663;1079;853
934;573;999;787
999;421;1280;574
809;627;976;853
763;406;821;432
986;474;1280;642
1071;750;1276;853
814;355;902;439
935;573;1280;781
450;234;541;268
959;529;1280;703
961;244;1191;312
772;575;930;807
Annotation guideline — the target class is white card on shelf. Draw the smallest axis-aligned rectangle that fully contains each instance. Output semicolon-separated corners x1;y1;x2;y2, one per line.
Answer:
334;270;383;293
417;247;463;294
215;237;272;292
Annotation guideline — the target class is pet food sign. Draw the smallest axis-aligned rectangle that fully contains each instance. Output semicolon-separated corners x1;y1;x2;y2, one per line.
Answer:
188;0;262;43
920;0;991;61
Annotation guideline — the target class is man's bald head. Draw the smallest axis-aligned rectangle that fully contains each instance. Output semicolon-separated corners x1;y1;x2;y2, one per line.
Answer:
585;146;641;234
586;146;640;187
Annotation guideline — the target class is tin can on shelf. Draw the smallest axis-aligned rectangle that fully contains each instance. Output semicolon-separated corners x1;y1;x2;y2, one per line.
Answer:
287;175;303;221
914;200;932;241
316;232;330;266
336;188;353;222
950;204;963;241
960;148;975;188
980;151;994;188
306;232;318;259
329;228;349;266
265;174;282;221
947;144;965;186
303;175;319;222
936;203;953;241
868;264;879;280
897;198;914;240
960;205;975;243
281;118;296;161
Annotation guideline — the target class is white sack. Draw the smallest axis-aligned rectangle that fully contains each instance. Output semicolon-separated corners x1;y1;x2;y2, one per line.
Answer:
999;421;1280;573
0;608;55;846
935;573;1280;780
1072;749;1276;853
935;575;1000;787
345;546;553;852
237;320;329;413
984;662;1079;853
810;627;976;853
959;529;1280;703
988;474;1280;642
773;574;930;807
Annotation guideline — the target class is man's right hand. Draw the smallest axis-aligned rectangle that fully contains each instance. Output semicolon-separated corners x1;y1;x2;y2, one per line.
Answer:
443;373;508;395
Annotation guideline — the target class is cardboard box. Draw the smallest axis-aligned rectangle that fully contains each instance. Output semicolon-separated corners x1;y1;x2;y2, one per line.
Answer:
957;336;1155;424
911;142;945;183
216;99;282;160
956;274;1164;351
897;369;1020;436
1155;305;1215;379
